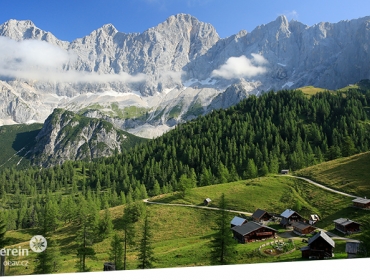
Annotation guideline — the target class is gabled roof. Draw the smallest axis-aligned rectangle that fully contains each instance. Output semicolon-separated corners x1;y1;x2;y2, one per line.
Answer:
230;216;246;226
204;198;212;202
352;197;370;204
308;231;335;248
310;214;320;221
231;221;276;236
333;218;361;226
281;209;300;218
292;221;313;231
252;208;270;219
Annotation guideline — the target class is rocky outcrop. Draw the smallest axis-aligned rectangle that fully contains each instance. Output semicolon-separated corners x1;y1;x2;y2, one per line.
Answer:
28;109;141;167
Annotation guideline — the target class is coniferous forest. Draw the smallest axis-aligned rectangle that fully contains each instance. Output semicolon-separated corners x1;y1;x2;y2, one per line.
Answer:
0;88;370;232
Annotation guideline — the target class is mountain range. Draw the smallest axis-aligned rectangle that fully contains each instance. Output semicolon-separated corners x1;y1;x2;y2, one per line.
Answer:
0;14;369;139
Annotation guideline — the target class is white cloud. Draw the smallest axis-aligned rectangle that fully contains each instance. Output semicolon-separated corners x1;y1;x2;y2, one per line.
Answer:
211;54;268;80
0;37;146;84
251;53;268;65
281;10;299;21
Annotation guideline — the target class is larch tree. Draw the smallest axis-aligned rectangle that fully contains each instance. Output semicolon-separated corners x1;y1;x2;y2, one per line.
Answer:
137;214;155;269
210;193;237;265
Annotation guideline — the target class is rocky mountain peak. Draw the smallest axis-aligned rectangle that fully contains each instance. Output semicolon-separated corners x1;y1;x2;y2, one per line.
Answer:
0;19;68;46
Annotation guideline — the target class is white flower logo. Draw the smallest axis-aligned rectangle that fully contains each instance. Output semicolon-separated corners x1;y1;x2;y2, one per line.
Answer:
30;235;47;253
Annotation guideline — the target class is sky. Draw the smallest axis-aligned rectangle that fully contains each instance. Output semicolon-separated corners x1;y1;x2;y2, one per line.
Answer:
1;0;370;42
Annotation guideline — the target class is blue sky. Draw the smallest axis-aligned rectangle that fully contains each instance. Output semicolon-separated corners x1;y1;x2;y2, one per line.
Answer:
1;0;370;42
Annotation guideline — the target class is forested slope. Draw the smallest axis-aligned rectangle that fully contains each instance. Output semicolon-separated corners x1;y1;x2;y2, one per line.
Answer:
0;88;370;231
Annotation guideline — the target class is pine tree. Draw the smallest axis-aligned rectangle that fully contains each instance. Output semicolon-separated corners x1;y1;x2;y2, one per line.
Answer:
34;237;61;274
99;208;113;240
137;214;155;269
0;214;6;248
244;159;258;179
75;198;97;272
210;193;236;265
109;233;124;270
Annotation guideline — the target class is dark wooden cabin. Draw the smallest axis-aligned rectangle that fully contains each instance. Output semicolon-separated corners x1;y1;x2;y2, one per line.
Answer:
352;197;370;209
292;221;315;235
300;231;335;259
252;209;272;223
333;218;361;234
280;209;304;228
231;222;277;243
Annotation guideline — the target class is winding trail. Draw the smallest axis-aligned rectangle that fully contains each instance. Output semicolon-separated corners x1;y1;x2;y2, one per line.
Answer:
282;175;357;198
142;199;253;216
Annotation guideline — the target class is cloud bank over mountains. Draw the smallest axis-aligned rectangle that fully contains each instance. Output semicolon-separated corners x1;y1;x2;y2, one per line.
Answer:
0;37;146;84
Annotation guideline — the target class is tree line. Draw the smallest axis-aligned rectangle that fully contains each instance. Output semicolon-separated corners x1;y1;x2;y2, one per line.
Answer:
0;88;370;231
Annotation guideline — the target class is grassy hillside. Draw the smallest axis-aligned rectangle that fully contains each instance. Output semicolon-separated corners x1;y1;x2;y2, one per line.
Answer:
295;152;370;198
150;176;369;230
296;86;332;97
297;79;370;98
5;175;368;276
0;123;43;170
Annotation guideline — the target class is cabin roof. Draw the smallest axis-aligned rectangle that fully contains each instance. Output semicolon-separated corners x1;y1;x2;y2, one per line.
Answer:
231;222;276;236
310;214;320;221
292;221;313;231
333;218;361;226
252;208;269;219
230;216;246;226
308;231;335;248
281;209;299;218
352;197;370;204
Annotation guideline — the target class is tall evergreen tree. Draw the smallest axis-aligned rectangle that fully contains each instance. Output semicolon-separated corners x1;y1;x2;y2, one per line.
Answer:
75;198;97;272
109;233;124;270
137;214;155;269
34;237;61;274
210;193;236;265
99;208;114;240
0;214;6;248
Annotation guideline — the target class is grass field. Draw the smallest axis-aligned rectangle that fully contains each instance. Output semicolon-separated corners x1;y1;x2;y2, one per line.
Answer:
3;175;370;276
150;176;355;228
296;86;332;97
295;152;370;198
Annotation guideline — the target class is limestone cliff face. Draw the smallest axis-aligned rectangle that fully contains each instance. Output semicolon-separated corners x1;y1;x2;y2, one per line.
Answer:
1;14;370;137
29;109;140;167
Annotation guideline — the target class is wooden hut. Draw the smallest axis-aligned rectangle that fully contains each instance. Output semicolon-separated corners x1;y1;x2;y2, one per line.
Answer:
292;221;315;236
333;218;361;234
281;169;289;174
252;209;272;223
352;197;370;209
300;231;335;259
231;222;277;243
280;209;304;228
346;241;361;258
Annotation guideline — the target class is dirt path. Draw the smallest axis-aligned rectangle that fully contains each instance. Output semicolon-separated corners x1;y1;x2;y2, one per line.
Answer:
143;199;253;216
280;175;357;198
